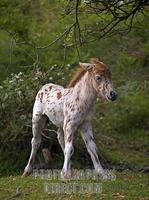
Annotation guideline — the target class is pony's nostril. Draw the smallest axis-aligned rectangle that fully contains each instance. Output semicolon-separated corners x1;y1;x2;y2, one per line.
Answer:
110;91;117;100
110;91;115;97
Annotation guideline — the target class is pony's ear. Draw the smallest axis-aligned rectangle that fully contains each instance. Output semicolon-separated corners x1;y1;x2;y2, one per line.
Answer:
79;62;94;71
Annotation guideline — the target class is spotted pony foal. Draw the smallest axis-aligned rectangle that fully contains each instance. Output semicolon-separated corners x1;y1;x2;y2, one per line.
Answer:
22;58;117;179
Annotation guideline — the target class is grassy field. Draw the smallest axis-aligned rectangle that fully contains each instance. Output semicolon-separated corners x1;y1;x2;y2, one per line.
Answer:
0;171;148;200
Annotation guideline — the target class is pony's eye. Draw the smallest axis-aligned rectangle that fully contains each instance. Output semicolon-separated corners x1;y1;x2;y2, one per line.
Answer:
95;75;101;81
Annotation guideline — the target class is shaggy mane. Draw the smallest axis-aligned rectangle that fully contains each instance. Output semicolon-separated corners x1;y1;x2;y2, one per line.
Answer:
67;58;102;88
67;68;86;88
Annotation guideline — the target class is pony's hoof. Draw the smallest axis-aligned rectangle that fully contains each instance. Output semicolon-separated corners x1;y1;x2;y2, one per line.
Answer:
100;172;109;180
99;170;114;180
60;170;72;180
22;171;30;177
96;169;110;180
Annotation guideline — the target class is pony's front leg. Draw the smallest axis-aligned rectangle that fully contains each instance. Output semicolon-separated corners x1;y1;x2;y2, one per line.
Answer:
80;121;107;179
61;121;74;179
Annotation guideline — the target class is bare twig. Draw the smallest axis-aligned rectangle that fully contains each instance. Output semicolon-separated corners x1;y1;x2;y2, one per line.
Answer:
35;23;75;49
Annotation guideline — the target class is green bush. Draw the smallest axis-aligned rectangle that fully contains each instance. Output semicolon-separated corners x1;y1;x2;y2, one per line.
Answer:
100;81;149;134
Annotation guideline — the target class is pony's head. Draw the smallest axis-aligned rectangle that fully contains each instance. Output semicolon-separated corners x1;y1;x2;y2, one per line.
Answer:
79;58;117;102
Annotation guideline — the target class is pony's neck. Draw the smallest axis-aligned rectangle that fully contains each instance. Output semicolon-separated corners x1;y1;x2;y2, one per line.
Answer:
74;71;97;105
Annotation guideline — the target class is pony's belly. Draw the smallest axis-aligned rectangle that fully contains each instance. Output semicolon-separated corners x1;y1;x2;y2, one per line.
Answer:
44;103;64;128
46;112;64;127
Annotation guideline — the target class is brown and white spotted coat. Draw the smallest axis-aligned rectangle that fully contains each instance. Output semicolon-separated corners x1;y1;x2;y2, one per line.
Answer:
22;58;117;179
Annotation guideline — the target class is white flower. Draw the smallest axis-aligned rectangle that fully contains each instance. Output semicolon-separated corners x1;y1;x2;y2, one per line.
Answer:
15;74;19;79
9;80;14;83
18;72;23;76
49;77;53;81
50;66;55;70
84;0;91;3
117;1;124;6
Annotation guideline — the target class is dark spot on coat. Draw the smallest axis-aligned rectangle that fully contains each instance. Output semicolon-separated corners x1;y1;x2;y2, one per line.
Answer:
67;136;72;143
49;86;52;91
57;92;62;99
71;108;75;112
40;92;43;103
75;96;79;101
66;102;70;107
37;93;40;100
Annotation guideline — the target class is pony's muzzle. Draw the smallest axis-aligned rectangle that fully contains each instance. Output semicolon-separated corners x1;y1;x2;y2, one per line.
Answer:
108;91;117;101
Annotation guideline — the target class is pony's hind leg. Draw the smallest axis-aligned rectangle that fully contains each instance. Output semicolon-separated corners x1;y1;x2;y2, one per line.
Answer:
57;128;72;170
22;101;46;177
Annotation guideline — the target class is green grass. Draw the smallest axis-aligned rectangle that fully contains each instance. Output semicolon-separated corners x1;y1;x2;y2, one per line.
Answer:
93;128;149;169
0;172;148;200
